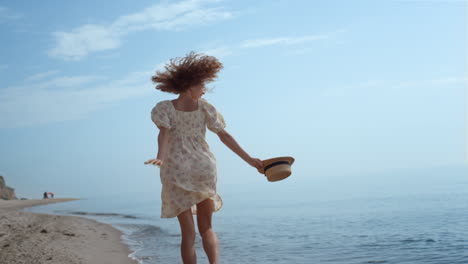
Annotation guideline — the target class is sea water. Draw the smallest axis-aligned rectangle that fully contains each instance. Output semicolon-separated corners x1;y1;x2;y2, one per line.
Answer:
25;172;468;264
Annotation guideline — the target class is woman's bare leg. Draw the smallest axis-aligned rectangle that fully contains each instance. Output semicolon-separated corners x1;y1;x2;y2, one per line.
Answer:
177;209;197;264
196;199;219;264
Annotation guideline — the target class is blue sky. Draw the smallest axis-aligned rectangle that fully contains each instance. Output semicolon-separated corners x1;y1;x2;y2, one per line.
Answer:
0;0;466;199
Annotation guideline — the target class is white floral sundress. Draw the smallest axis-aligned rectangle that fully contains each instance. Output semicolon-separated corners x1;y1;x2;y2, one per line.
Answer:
151;98;225;218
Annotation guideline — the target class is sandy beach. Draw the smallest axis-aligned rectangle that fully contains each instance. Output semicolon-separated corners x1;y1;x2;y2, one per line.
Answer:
0;198;137;264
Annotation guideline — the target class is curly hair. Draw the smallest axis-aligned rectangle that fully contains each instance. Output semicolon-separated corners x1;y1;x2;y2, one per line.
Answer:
151;51;224;94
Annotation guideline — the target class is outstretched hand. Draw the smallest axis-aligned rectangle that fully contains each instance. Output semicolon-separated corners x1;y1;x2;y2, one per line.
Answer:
144;158;163;167
248;157;263;172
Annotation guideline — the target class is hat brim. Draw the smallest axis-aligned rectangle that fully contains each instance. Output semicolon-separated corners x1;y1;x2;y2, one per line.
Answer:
258;156;295;174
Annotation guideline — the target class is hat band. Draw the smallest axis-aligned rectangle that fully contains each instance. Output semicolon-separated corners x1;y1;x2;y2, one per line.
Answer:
264;161;290;174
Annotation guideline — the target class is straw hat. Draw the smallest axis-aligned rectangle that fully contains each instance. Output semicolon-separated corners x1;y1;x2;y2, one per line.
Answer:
258;156;295;182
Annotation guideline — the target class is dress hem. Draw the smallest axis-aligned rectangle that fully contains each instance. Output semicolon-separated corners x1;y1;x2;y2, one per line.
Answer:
160;194;223;219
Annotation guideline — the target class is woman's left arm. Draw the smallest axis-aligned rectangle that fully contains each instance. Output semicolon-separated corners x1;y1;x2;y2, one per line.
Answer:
217;129;263;170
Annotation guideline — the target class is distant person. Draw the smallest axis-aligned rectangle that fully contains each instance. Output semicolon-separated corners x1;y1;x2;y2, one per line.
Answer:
43;192;48;199
48;192;54;198
145;51;263;264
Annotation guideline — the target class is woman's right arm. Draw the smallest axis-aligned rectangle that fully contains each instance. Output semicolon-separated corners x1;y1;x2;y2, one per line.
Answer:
145;127;170;166
156;127;170;161
216;129;263;170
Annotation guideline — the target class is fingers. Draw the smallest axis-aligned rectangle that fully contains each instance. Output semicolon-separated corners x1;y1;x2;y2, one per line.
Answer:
257;159;263;168
254;161;262;170
144;159;163;167
144;159;156;165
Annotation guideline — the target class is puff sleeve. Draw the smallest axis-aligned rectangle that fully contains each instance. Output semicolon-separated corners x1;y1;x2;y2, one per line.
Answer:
151;101;172;129
201;99;226;133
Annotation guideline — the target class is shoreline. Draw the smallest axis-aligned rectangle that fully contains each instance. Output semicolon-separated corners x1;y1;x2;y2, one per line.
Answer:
0;198;138;264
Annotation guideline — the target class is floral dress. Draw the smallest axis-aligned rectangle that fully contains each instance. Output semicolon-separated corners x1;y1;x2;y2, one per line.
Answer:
151;98;225;218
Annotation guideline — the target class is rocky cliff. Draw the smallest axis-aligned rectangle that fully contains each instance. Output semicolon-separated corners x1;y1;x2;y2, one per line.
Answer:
0;175;18;200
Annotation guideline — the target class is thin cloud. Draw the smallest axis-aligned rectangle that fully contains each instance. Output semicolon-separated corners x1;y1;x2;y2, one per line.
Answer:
321;77;468;97
0;71;153;128
0;6;22;23
26;70;60;81
201;47;234;58
197;31;340;57
48;0;233;61
241;34;330;49
49;25;121;61
393;77;468;88
37;75;103;88
320;80;384;97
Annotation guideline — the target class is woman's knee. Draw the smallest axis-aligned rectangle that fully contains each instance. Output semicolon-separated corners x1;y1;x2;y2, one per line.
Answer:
177;209;196;240
196;199;214;235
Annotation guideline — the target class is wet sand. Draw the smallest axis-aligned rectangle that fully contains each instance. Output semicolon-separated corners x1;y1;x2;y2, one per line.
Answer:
0;198;137;264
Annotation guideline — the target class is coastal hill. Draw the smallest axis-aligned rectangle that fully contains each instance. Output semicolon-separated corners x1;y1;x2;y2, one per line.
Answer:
0;175;17;200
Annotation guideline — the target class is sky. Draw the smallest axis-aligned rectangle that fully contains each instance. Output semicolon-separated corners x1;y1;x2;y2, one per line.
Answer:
0;0;467;200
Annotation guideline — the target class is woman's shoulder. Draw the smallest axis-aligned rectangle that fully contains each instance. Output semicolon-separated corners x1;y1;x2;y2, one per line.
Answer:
199;98;216;109
152;100;172;112
154;100;173;107
156;100;171;105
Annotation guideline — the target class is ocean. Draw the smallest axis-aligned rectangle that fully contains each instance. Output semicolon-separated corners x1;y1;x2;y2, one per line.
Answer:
25;173;468;264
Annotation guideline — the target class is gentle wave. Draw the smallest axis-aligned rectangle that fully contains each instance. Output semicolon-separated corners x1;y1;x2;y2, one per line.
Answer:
66;211;139;219
121;223;167;238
